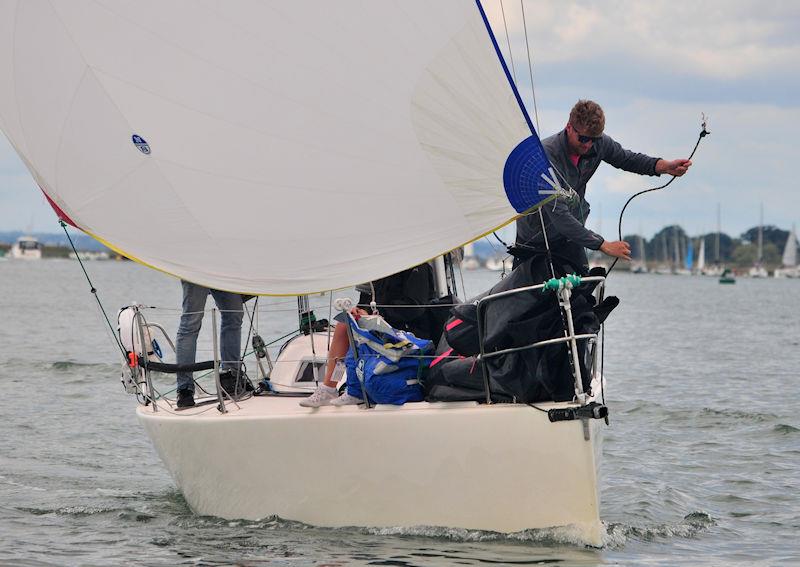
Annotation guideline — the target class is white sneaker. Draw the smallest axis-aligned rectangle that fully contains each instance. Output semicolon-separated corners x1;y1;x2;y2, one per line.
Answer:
299;385;338;407
330;392;364;406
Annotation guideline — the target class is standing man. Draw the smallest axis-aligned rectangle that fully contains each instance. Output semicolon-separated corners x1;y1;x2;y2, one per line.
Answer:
515;100;691;271
175;281;244;408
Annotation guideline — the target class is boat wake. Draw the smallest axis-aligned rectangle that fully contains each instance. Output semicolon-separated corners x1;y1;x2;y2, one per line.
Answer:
358;523;600;547
603;512;715;547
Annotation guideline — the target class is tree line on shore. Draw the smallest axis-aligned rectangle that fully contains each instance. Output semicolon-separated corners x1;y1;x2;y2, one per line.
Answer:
622;224;796;269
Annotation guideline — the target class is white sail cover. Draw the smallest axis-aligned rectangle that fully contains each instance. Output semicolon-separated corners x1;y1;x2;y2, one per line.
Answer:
0;0;549;294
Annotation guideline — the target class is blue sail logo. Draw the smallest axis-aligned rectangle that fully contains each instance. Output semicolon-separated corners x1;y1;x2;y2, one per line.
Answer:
132;134;151;155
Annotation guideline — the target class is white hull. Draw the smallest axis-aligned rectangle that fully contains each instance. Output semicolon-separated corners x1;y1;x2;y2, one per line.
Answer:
138;393;604;545
774;266;800;278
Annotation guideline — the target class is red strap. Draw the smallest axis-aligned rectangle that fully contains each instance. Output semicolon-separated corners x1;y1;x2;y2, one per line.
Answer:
445;318;463;331
429;348;454;368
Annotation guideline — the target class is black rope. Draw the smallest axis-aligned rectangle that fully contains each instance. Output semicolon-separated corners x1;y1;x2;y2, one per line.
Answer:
60;220;128;359
606;125;710;276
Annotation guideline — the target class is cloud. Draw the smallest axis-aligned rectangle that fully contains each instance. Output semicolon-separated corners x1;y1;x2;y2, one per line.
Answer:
485;0;800;106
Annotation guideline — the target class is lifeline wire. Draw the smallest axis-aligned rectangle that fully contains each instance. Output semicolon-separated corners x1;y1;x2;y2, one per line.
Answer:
60;220;128;360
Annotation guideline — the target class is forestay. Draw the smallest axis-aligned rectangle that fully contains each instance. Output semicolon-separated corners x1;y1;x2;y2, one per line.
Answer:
0;1;551;294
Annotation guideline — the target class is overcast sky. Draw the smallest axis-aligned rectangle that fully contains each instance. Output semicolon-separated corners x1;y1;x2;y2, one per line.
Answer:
1;0;798;239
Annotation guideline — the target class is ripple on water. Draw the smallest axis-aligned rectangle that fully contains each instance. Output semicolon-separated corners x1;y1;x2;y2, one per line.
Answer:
772;423;800;435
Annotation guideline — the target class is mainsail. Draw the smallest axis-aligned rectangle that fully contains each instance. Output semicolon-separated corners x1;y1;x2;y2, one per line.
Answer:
0;1;551;294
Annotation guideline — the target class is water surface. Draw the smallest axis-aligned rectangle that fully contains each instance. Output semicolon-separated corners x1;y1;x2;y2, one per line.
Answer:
1;260;798;566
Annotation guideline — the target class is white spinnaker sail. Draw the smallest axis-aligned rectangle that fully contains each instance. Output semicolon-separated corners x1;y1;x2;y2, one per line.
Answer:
0;1;546;294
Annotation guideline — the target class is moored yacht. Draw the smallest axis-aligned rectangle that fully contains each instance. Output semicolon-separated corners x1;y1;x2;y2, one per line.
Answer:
9;235;42;260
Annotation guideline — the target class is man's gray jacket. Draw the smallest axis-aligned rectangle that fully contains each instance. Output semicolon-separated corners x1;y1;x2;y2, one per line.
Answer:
515;129;660;251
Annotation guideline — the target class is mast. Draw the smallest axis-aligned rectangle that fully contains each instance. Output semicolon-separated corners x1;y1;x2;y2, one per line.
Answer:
757;203;764;264
639;235;646;264
715;203;721;264
672;227;680;270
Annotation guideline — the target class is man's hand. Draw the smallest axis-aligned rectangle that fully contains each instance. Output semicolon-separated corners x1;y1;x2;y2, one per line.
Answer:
656;158;692;177
599;240;631;260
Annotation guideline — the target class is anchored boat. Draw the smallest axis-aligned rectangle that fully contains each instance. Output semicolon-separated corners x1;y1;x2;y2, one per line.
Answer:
9;235;42;260
1;1;611;545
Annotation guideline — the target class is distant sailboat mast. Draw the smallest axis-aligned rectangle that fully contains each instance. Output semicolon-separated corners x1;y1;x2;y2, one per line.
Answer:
697;238;706;272
757;203;764;265
672;227;680;270
715;203;721;264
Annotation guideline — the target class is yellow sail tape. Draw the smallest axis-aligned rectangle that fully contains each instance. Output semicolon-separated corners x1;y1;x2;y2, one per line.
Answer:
79;196;555;297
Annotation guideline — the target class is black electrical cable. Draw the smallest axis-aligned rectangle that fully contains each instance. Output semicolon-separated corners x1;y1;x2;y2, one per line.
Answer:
606;123;710;276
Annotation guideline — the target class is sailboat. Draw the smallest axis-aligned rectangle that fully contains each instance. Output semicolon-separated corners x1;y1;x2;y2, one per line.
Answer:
0;2;610;545
682;236;693;275
749;205;768;278
705;205;725;277
655;233;672;275
695;238;706;275
774;224;798;278
631;234;648;273
672;228;690;275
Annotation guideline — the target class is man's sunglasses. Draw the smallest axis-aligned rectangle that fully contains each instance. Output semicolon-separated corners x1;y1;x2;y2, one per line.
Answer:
570;124;602;143
578;133;602;143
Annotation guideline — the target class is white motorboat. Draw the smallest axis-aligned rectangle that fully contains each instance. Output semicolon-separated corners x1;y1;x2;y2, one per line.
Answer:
9;235;42;260
1;1;611;546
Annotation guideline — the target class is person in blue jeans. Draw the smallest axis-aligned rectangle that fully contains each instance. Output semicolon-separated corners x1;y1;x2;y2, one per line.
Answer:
175;280;244;408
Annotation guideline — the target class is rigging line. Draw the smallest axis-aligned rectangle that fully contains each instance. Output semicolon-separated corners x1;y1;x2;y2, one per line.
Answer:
483;234;502;255
499;0;518;84
519;0;540;133
327;292;333;350
59;220;127;360
241;297;259;369
457;259;467;300
606;124;709;276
